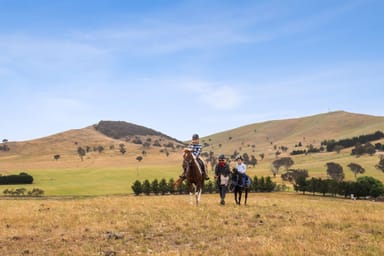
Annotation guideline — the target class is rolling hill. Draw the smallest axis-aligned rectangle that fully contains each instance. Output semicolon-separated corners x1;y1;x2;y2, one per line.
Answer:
1;111;384;183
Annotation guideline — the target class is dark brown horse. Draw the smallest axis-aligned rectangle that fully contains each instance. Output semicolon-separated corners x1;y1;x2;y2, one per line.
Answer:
175;149;205;205
229;168;250;205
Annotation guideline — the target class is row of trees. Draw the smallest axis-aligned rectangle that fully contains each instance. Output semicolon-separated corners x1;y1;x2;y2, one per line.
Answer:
131;176;278;196
293;176;384;199
274;156;384;180
323;130;384;152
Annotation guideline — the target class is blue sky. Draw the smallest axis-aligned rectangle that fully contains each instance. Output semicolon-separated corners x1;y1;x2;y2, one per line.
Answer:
1;0;383;142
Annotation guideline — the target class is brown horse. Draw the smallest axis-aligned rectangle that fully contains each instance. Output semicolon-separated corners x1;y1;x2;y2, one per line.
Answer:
175;149;205;205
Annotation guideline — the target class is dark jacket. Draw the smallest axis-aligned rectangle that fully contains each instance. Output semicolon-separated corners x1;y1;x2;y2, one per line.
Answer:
215;163;231;185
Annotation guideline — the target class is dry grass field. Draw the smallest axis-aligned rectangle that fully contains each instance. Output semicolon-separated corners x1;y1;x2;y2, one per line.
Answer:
1;193;383;256
1;111;384;255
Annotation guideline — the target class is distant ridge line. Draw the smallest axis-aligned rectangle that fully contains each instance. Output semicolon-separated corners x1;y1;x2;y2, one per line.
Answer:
94;120;186;145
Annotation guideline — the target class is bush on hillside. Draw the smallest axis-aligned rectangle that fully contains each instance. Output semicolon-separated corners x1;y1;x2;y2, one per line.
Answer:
0;172;33;185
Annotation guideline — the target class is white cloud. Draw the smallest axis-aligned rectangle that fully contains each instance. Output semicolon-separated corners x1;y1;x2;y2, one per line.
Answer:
183;81;243;110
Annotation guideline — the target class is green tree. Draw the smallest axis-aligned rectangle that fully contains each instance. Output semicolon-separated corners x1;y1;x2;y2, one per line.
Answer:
151;179;159;195
375;156;384;172
281;169;309;185
77;146;86;161
131;180;142;196
271;157;294;177
142;179;151;195
159;178;168;195
265;176;276;192
347;162;365;178
326;162;344;182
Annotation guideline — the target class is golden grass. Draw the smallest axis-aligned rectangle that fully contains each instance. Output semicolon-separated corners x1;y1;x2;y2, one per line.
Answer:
1;193;383;255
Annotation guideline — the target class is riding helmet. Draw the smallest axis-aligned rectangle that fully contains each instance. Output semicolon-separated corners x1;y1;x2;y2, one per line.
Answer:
192;134;199;140
235;155;243;161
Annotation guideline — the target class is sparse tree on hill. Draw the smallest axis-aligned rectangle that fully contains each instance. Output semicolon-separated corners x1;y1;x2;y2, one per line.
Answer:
249;155;257;167
281;169;309;185
347;162;365;178
271;157;294;177
53;154;60;161
96;145;104;153
376;155;384;172
326;162;344;182
119;144;126;155
77;146;86;161
259;153;264;160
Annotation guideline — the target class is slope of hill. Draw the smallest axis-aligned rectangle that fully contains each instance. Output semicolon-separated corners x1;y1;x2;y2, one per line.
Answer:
200;111;384;159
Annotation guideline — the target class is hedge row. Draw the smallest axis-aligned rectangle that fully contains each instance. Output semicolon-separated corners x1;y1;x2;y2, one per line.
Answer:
131;175;279;196
0;172;33;185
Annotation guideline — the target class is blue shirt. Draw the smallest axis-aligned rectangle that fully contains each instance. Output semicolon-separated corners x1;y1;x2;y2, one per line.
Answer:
188;143;202;157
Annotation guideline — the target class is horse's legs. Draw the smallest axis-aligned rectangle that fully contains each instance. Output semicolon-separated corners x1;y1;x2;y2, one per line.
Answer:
244;189;248;206
238;189;242;205
196;187;202;205
188;184;194;205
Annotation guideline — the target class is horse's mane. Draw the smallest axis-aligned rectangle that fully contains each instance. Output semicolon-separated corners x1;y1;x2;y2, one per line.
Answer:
183;149;202;175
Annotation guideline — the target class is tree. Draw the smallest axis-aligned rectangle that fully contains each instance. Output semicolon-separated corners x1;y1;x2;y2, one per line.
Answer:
151;179;159;195
376;155;384;172
167;178;176;194
355;176;384;198
281;169;308;185
119;144;126;155
347;162;365;178
53;154;60;161
136;156;143;175
159;178;168;195
271;157;294;177
259;153;265;160
249;155;257;167
325;162;344;182
142;180;151;195
77;146;86;161
131;180;142;195
264;176;276;192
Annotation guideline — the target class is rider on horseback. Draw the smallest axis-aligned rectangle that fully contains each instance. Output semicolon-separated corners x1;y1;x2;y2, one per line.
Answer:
235;155;247;186
180;133;209;180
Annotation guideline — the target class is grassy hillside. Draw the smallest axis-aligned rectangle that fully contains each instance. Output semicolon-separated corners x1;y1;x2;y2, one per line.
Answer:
1;111;384;196
201;111;384;159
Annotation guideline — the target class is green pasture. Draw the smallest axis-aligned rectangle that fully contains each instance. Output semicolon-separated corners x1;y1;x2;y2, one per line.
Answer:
1;165;181;196
2;150;384;197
